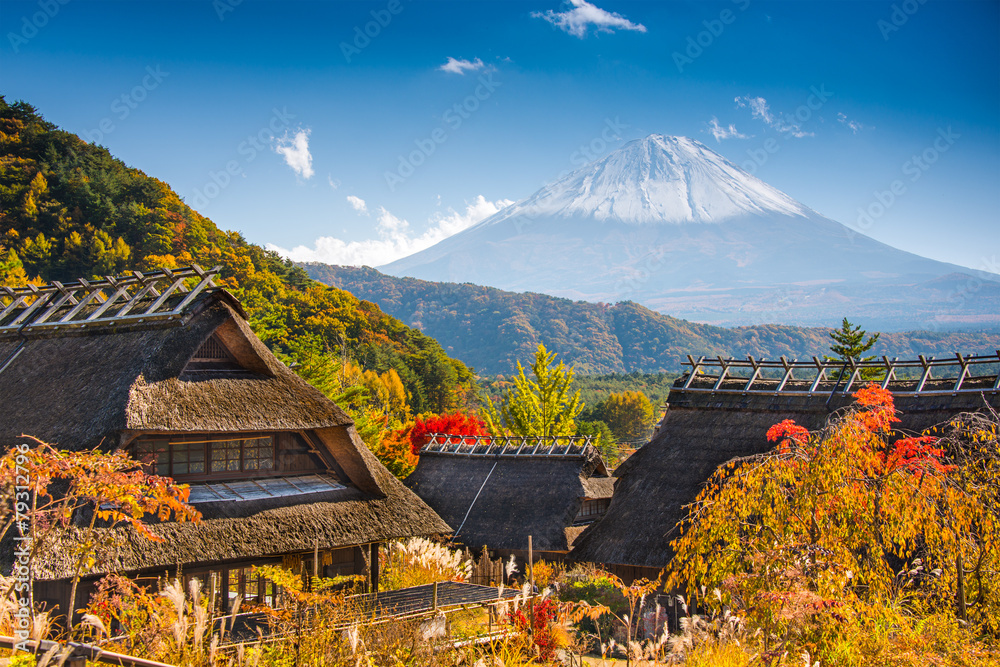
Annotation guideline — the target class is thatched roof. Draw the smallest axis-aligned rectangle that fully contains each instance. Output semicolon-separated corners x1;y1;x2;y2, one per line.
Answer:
33;445;449;580
0;278;450;580
405;442;611;553
570;376;1000;569
0;289;354;451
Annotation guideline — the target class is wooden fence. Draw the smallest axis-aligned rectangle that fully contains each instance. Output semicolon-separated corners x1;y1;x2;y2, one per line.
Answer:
463;546;506;586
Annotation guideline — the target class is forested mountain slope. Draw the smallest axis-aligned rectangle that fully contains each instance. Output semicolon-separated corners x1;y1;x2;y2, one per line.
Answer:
0;97;473;414
305;263;1000;375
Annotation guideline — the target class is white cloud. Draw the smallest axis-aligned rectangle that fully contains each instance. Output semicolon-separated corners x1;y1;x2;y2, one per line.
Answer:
735;96;813;138
735;96;774;124
707;117;749;142
268;195;516;267
346;195;369;215
274;129;314;179
532;0;646;38
439;57;485;74
837;112;869;134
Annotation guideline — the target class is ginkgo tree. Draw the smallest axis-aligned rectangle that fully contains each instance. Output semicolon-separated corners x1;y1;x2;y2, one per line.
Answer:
483;343;582;437
666;384;1000;642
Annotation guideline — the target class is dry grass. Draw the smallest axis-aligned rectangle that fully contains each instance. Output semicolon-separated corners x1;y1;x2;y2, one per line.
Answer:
5;560;998;667
380;537;474;590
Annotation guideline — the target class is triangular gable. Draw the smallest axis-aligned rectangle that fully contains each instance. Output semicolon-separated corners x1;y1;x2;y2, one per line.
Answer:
184;333;242;371
182;319;272;376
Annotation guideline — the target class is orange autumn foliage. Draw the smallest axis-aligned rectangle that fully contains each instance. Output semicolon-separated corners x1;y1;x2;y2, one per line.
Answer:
668;383;1000;648
407;412;490;456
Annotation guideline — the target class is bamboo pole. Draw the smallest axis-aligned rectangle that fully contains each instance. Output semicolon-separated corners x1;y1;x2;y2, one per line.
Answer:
528;535;534;636
0;635;177;667
957;554;968;623
528;536;534;592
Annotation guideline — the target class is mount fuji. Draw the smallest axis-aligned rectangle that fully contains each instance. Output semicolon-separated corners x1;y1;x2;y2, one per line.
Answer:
380;135;999;330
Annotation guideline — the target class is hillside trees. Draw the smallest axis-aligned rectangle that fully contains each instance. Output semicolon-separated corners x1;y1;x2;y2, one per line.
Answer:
0;97;475;440
0;244;33;286
483;343;583;437
585;390;657;443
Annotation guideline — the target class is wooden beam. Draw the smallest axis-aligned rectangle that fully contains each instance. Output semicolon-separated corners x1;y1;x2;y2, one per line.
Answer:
880;356;897;389
775;356;795;393
86;275;134;321
710;356;731;392
10;289;55;326
916;355;934;393
55;278;109;323
953;353;969;393
841;361;860;394
370;543;380;593
514;437;529;456
141;269;190;315
682;355;704;389
31;281;81;324
742;355;762;394
994;350;1000;391
0;635;177;667
168;264;221;315
0;289;31;321
808;357;827;394
114;277;164;318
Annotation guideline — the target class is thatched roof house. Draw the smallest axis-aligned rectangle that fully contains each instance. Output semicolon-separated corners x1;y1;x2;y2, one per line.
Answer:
405;436;614;559
0;266;449;618
570;354;1000;580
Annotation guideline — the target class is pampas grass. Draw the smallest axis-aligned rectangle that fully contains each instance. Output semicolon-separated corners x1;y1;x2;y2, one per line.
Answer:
380;537;474;590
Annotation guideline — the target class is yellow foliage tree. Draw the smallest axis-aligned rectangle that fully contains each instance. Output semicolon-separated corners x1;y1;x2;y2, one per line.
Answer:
602;390;656;442
483;343;582;437
667;385;1000;647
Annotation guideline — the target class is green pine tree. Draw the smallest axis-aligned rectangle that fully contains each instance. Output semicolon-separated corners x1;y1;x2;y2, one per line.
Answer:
483;343;582;437
824;317;882;381
577;419;621;464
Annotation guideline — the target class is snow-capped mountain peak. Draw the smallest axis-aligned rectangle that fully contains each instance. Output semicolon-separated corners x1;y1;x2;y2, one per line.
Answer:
488;134;811;225
377;132;997;330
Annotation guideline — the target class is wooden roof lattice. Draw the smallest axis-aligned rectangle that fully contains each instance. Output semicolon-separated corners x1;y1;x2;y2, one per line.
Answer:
421;433;594;457
680;352;1000;397
0;264;222;334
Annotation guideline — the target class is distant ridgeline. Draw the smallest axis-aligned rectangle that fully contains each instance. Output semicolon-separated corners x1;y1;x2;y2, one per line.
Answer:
570;353;1000;577
0;97;473;414
302;263;1000;376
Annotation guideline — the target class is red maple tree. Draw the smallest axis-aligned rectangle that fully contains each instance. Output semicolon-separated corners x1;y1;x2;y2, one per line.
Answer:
408;412;490;455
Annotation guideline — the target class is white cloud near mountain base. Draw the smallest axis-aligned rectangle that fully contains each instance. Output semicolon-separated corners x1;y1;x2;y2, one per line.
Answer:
273;129;314;179
268;195;515;267
532;0;646;38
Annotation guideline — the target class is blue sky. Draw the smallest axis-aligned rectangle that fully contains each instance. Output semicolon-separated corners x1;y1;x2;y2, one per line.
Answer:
2;0;998;273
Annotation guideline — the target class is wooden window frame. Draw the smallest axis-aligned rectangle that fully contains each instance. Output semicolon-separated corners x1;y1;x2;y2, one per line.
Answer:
134;434;277;481
578;498;610;519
